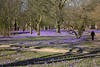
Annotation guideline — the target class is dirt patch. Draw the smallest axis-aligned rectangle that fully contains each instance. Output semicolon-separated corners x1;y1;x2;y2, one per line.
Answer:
0;45;10;48
22;48;69;53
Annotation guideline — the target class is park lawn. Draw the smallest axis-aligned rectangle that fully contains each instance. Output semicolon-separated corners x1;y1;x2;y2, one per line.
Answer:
75;41;94;48
9;36;64;41
0;51;17;56
95;57;100;66
81;41;93;47
0;34;100;66
0;50;57;64
20;57;100;67
0;43;100;67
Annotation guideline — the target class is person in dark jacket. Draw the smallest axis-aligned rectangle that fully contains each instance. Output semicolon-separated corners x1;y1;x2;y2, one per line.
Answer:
91;31;95;40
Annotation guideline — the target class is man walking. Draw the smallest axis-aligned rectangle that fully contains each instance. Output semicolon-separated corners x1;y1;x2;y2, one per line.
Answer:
91;31;95;40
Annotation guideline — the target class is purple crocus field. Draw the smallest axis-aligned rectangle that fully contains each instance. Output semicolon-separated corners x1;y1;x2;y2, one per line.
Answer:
0;30;88;46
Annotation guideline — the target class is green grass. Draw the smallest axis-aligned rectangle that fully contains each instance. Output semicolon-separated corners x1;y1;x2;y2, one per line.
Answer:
0;51;17;61
34;37;55;41
0;49;100;67
21;57;100;67
0;51;17;56
21;56;100;67
0;35;100;66
0;50;56;64
10;36;59;41
79;41;95;48
96;57;100;66
4;36;66;42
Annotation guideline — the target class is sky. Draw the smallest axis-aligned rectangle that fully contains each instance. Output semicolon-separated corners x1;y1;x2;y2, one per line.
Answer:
21;0;27;12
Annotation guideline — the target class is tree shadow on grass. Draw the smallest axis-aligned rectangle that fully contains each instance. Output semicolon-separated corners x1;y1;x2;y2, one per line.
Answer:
0;50;100;67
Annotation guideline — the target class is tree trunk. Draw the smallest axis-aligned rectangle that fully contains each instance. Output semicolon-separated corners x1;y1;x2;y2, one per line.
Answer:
23;28;25;32
56;22;60;33
22;27;25;32
48;26;50;30
25;24;28;31
30;26;32;34
43;26;47;30
3;30;10;37
14;22;17;31
37;23;40;36
7;27;10;37
17;27;19;31
30;23;33;34
78;24;85;38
